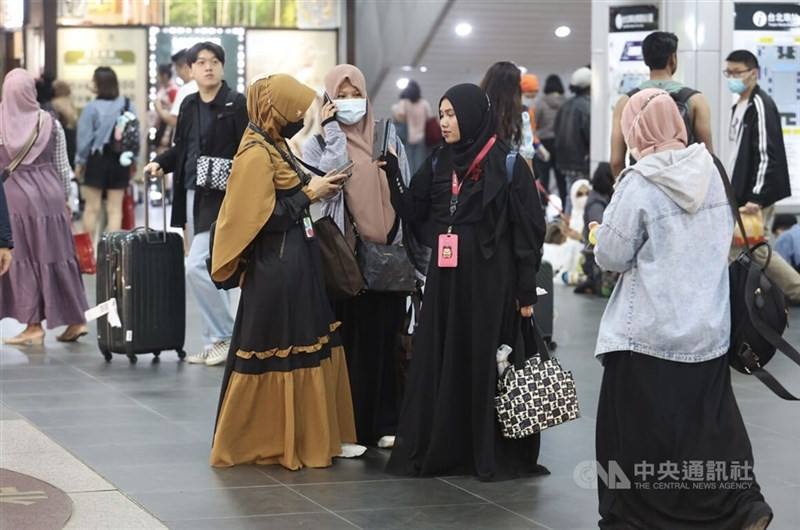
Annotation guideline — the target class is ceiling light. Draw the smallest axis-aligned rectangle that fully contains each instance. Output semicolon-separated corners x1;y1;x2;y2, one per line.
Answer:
419;66;428;73
455;22;473;37
518;66;528;74
396;78;410;90
401;65;413;72
555;25;571;38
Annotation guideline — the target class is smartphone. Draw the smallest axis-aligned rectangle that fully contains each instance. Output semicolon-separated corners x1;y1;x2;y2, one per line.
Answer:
323;92;332;105
328;160;354;178
372;119;392;161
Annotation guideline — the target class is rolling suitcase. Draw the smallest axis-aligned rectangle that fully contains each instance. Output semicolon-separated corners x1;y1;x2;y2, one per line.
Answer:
96;175;186;363
536;260;556;350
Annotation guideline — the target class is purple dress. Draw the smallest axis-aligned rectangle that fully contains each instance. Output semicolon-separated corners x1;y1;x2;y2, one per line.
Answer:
0;127;88;328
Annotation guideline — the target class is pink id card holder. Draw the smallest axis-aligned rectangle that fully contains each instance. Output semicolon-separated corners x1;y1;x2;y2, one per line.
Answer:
438;233;459;268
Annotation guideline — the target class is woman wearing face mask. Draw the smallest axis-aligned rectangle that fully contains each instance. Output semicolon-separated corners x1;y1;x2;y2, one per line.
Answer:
591;89;771;528
209;74;359;470
382;83;548;480
302;64;409;449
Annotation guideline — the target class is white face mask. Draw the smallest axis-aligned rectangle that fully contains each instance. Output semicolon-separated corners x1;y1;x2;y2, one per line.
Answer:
522;96;536;108
334;98;367;125
572;196;588;212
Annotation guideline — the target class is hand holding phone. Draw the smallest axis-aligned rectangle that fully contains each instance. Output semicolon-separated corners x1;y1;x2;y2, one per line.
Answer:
321;93;337;122
327;160;354;178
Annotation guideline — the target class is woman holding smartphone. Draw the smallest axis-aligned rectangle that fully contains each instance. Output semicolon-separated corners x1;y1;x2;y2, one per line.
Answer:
209;74;359;470
383;83;548;480
303;64;409;449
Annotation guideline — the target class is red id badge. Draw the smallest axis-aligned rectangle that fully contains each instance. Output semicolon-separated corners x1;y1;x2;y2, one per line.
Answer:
438;233;459;268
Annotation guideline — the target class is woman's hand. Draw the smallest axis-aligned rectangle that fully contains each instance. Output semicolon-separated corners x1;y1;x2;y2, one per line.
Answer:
0;248;12;276
74;164;85;182
520;305;534;318
308;173;347;201
321;101;337;123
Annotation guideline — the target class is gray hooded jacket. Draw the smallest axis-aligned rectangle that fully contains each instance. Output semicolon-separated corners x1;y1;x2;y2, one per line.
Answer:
594;143;734;362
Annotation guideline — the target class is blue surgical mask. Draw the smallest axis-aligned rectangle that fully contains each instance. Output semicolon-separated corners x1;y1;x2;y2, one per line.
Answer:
727;78;747;95
334;98;367;125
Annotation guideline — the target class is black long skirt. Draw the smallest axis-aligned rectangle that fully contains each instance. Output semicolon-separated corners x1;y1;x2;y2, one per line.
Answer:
336;291;406;445
596;351;772;529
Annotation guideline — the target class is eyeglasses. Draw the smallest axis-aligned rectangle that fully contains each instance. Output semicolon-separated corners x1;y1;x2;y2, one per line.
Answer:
722;68;753;78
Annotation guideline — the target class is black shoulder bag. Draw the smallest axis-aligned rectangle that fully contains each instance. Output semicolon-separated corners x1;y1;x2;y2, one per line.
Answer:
713;155;800;400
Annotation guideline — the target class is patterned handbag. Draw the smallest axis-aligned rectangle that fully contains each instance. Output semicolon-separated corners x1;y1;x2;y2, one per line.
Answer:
196;155;232;191
496;318;580;439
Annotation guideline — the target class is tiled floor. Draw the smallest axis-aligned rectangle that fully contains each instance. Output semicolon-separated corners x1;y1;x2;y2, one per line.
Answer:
2;276;800;529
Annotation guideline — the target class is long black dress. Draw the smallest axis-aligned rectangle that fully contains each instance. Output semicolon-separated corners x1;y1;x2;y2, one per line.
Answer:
385;143;548;480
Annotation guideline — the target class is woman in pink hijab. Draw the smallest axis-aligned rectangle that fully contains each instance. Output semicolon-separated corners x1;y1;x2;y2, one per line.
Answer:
591;88;772;528
0;69;88;345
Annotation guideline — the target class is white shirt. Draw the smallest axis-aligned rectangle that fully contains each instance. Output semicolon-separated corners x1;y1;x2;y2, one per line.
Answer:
171;80;198;117
726;100;748;176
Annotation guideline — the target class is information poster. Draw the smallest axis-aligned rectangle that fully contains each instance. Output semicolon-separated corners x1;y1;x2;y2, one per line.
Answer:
606;5;659;159
734;3;800;207
57;27;148;166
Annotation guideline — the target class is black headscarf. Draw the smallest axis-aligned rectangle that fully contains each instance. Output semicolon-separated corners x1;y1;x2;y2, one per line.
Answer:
439;83;495;178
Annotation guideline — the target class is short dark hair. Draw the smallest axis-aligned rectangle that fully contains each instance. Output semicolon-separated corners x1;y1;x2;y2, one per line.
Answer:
480;61;522;144
157;64;173;78
772;214;797;235
171;49;188;66
642;32;678;70
187;42;225;66
726;49;759;70
93;66;119;100
592;162;615;196
543;74;564;95
400;80;421;103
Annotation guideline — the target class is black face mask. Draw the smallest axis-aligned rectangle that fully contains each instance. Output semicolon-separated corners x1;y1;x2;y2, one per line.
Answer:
281;119;304;139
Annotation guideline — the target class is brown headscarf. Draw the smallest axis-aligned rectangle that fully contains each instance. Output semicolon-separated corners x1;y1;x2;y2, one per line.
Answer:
211;74;316;282
324;64;395;244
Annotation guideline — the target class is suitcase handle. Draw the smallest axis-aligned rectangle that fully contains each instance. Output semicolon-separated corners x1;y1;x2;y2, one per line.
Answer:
144;171;168;243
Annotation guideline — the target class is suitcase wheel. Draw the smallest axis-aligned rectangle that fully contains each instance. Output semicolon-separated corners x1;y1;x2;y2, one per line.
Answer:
101;350;112;362
152;351;161;363
127;354;138;364
547;340;558;351
177;350;186;360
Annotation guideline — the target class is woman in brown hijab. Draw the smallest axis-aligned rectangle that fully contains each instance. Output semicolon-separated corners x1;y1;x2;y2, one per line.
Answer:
209;74;359;470
303;64;407;448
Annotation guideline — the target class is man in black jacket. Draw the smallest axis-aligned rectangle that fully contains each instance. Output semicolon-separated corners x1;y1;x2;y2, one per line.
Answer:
0;181;12;276
725;49;799;302
725;49;790;224
144;42;247;366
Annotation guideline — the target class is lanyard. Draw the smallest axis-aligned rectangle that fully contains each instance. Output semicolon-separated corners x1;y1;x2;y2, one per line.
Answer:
448;135;497;224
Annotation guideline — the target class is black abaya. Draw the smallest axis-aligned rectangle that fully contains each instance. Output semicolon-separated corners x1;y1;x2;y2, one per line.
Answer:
385;138;548;480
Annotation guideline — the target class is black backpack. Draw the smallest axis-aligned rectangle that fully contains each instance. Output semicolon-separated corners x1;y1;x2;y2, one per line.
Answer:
713;155;800;400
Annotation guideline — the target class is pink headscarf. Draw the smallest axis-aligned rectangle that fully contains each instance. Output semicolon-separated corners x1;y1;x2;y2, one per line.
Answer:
621;88;687;161
324;64;395;244
0;69;54;164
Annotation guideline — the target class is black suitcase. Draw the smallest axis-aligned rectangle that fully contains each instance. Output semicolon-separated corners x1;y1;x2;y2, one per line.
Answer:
535;260;556;350
96;175;186;363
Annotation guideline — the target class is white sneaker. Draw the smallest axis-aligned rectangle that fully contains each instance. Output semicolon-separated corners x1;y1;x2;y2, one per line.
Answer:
377;435;396;449
337;443;367;458
205;340;230;366
186;347;211;364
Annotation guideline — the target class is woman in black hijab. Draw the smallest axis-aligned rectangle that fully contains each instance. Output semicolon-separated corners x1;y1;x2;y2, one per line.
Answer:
382;83;548;480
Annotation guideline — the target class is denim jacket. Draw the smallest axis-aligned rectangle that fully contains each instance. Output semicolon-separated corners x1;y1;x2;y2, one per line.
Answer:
594;144;733;363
